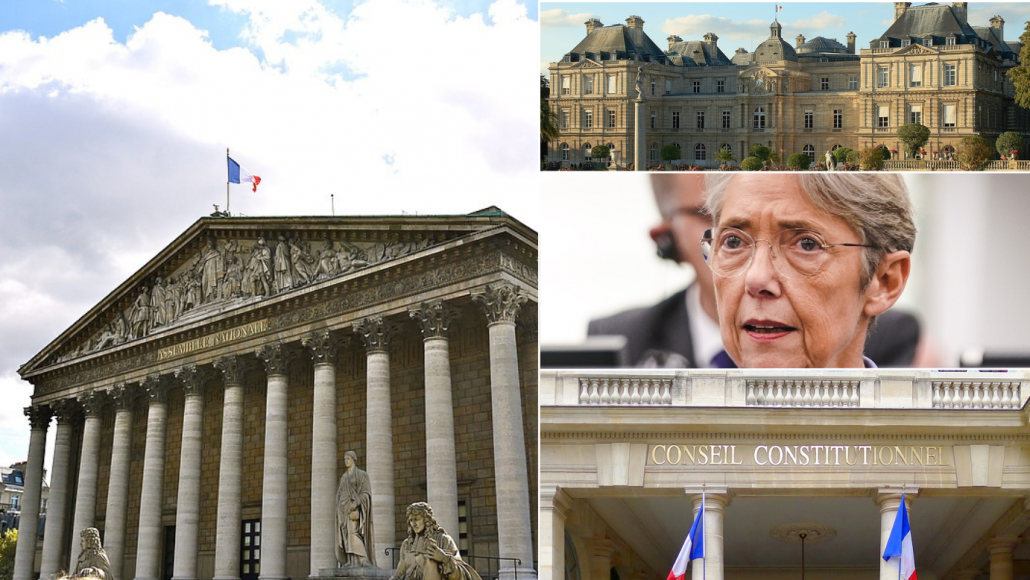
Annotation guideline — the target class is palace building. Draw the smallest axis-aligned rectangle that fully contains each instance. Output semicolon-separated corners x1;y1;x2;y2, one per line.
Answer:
545;2;1030;167
540;369;1030;580
12;209;539;580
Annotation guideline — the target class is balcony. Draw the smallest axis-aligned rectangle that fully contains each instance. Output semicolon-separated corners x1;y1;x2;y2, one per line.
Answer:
694;128;705;133
803;128;813;133
874;127;892;133
942;127;957;132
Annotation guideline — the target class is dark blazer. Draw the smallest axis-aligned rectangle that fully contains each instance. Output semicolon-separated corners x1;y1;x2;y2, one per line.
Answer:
587;284;921;367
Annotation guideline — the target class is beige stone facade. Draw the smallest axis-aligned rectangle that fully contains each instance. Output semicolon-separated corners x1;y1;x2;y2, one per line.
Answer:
13;210;538;580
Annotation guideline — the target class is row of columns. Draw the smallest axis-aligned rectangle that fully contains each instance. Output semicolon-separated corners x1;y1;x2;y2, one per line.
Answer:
15;284;536;580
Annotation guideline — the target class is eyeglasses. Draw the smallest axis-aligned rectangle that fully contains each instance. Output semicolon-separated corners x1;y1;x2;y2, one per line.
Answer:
700;227;875;279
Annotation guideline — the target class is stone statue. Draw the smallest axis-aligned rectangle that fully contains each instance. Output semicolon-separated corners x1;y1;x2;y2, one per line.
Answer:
151;277;167;327
317;239;337;280
390;502;481;580
72;527;112;580
825;150;835;172
247;237;274;297
634;67;644;99
198;238;222;303
336;451;375;567
274;235;293;292
130;288;151;339
290;238;317;286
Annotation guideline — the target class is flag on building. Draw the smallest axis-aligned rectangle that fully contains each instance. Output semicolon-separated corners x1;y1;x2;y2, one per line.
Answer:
667;492;705;580
228;156;262;192
883;493;917;580
776;5;783;12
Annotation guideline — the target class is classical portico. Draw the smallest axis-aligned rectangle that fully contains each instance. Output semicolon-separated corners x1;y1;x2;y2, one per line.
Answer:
14;210;539;580
541;370;1030;580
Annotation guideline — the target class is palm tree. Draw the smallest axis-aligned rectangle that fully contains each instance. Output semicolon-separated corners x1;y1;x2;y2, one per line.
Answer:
714;146;736;169
541;100;560;143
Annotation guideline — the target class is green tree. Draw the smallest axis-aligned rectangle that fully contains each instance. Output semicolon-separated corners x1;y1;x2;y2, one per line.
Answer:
956;135;993;170
740;156;764;171
859;147;884;170
845;150;860;165
748;145;772;163
896;123;930;159
996;131;1024;158
786;153;812;170
714;145;736;168
0;529;17;580
660;145;682;163
540;75;559;143
1008;20;1030;109
832;147;853;165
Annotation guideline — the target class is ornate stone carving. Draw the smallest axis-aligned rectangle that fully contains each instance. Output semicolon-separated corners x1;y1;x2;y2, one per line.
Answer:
141;375;169;403
303;331;344;365
409;301;458;339
257;342;294;376
214;354;250;386
51;398;81;423
174;364;207;397
78;391;107;417
390;502;480;580
335;451;375;567
472;282;527;325
72;527;112;580
353;316;399;353
109;383;136;409
24;405;52;430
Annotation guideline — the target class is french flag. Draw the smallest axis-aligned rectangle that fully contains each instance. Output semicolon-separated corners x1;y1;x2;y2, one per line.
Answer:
667;492;705;580
228;156;262;192
882;493;917;580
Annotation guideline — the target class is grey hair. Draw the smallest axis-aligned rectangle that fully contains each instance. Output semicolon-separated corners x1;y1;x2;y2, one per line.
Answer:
703;173;916;287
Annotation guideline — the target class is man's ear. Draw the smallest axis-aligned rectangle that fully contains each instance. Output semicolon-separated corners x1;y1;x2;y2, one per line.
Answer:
863;250;911;317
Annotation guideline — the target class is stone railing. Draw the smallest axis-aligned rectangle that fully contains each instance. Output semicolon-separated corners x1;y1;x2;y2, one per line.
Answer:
881;160;1030;171
577;377;673;405
746;378;860;408
932;381;1022;409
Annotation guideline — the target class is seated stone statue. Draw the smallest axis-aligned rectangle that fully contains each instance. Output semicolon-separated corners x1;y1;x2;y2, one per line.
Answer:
390;503;481;580
72;528;112;580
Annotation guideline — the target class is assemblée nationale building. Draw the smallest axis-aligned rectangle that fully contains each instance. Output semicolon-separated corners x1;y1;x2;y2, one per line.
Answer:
11;208;538;580
540;369;1030;580
545;2;1030;166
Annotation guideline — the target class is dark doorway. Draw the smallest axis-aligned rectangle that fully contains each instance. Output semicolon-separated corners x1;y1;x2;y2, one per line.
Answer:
241;519;261;580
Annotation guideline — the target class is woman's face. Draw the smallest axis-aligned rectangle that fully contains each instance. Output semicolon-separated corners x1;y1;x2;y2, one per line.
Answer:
712;174;873;368
409;513;426;534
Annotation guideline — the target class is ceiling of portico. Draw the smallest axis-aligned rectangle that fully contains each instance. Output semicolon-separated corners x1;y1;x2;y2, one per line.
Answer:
585;495;1017;579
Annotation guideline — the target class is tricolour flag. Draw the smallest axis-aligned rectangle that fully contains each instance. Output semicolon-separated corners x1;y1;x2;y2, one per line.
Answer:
776;5;783;12
882;493;917;580
667;492;705;580
228;156;262;192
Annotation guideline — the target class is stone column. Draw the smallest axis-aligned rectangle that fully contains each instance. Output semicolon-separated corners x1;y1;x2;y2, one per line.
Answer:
173;366;207;580
69;392;106;572
877;489;916;580
354;315;398;568
588;539;614;580
989;537;1020;580
302;331;341;575
213;355;249;580
472;283;536;580
689;491;728;580
634;96;646;171
409;301;460;537
105;384;135;580
538;487;573;580
135;376;170;580
258;343;291;580
39;401;76;580
13;406;51;580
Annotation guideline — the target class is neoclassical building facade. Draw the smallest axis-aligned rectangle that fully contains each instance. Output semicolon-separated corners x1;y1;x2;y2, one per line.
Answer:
546;2;1030;167
541;369;1030;580
12;208;538;580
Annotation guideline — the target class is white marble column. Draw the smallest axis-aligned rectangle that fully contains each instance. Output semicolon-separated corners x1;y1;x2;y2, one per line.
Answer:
409;301;460;538
105;384;135;580
472;283;536;580
354;316;398;569
989;537;1020;580
173;366;206;580
258;343;291;580
689;491;728;580
39;401;75;580
135;377;170;580
877;489;916;580
213;355;248;580
13;406;51;580
538;486;573;580
69;392;106;572
303;331;341;575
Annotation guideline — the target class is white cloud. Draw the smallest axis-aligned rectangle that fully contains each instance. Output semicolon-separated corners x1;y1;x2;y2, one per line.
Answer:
661;15;770;41
540;8;595;29
791;11;846;32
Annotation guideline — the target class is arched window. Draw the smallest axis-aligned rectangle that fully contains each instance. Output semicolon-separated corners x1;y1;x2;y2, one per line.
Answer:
831;144;842;151
560;143;569;161
803;144;815;163
583;143;592;160
753;107;766;129
565;532;581;580
695;143;707;161
606;142;615;150
720;144;733;155
650;143;658;161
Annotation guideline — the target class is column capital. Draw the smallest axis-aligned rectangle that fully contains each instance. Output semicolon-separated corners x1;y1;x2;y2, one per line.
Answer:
876;487;917;513
214;354;252;386
175;364;209;397
24;405;52;430
689;491;730;510
257;341;295;376
539;485;574;519
353;315;399;353
51;398;81;423
78;391;107;417
303;330;346;365
108;382;137;409
142;374;170;404
988;536;1021;555
409;300;459;339
587;538;615;559
472;282;528;325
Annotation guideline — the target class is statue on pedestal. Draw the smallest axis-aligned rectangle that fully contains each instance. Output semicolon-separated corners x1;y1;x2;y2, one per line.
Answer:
390;503;482;580
336;451;376;567
72;528;112;580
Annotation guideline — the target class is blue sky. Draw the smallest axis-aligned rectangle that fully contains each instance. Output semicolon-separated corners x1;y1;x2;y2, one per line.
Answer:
540;2;1030;75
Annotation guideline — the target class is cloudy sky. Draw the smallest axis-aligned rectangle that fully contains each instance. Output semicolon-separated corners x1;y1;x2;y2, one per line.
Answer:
0;0;539;473
541;1;1030;75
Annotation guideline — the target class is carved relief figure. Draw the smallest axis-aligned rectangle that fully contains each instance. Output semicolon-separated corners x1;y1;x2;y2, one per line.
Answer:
390;502;481;580
184;272;201;312
247;237;274;297
151;277;167;328
166;275;182;321
290;238;318;286
72;528;112;580
274;235;293;292
317;239;337;280
336;451;375;567
130;288;151;339
198;238;222;303
223;256;243;299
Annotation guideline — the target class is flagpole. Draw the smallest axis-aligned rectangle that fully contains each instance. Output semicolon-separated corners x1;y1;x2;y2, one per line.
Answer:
702;484;706;580
226;148;231;216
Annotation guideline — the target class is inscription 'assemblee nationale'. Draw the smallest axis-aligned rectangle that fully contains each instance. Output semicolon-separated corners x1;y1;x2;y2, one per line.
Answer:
649;443;952;467
156;319;269;361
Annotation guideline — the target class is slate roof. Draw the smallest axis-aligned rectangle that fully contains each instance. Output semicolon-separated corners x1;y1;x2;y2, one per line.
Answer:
797;36;849;54
568;25;667;62
973;26;1020;60
753;36;798;63
667;40;735;66
873;3;979;47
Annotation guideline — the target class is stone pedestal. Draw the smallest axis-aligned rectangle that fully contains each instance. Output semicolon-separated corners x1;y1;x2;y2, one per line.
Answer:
315;567;393;580
633;98;646;171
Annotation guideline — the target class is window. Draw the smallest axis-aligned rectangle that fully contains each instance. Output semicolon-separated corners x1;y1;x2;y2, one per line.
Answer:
583;144;592;160
584;75;593;94
753;107;766;129
878;66;889;88
821;77;830;91
560;143;569;160
672;111;680;129
651;80;656;96
457;500;470;557
849;76;858;90
241;520;261;580
804;110;814;129
803;144;816;163
695;143;707;161
720;144;732;156
584;110;593;128
722;110;731;129
608;110;616;128
943;104;956;128
910;104;922;125
607;75;617;94
560;110;569;128
651;111;656;129
650;143;658;161
665;80;671;94
561;76;570;95
925;37;933;47
833;109;843;129
878;105;890;128
944;64;956;86
692;80;701;93
946;36;955;46
902;40;910;47
880;40;889;49
910;64;922;87
10;495;19;509
696;111;705;129
717;80;725;93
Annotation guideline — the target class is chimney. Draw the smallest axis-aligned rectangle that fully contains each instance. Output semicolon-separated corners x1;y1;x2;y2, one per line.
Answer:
952;3;968;26
894;2;911;22
625;15;645;47
796;34;806;48
704;32;719;52
585;18;603;35
668;35;682;50
847;31;857;54
990;15;1004;41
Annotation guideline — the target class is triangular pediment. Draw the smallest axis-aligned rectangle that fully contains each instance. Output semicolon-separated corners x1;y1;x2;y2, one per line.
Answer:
20;208;525;376
572;59;602;68
894;43;940;56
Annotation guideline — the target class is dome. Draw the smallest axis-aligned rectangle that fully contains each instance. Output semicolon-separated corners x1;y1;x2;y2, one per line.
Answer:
797;36;849;54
